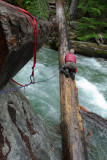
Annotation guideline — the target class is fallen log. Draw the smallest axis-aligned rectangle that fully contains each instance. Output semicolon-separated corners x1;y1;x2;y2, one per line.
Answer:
70;40;107;59
56;0;88;159
0;1;56;90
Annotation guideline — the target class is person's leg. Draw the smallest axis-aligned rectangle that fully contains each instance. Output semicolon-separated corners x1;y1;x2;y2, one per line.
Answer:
61;63;70;77
61;68;70;77
70;71;75;80
68;62;76;72
61;62;76;78
65;68;70;77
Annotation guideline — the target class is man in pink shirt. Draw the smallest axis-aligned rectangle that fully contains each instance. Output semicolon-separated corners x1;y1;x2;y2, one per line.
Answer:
61;49;77;80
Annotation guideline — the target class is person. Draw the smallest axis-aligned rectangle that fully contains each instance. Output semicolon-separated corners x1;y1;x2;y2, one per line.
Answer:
61;49;77;80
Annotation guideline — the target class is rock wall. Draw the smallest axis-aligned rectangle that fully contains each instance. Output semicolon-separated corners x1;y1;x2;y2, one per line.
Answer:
0;81;58;160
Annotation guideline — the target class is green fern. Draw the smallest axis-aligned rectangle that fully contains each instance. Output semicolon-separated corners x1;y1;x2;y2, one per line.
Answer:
77;33;100;41
103;32;107;39
77;0;107;42
28;0;50;20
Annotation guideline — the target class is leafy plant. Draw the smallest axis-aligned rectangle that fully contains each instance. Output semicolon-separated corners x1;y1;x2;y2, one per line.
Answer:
28;0;51;20
76;0;107;42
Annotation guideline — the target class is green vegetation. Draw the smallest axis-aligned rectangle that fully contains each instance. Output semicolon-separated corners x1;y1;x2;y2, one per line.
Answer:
4;0;56;18
4;0;29;9
28;0;50;20
76;0;107;41
4;0;54;20
27;0;55;20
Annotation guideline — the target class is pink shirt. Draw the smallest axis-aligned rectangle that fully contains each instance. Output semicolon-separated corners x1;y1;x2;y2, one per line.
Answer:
65;53;76;64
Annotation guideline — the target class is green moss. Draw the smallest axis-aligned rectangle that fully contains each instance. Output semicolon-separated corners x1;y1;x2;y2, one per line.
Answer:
96;50;107;55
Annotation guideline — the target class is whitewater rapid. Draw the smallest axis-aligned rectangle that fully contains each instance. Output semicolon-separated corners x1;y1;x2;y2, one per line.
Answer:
15;47;107;118
14;47;107;160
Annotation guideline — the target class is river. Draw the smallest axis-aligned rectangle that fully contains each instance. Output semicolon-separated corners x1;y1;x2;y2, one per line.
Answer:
15;47;107;160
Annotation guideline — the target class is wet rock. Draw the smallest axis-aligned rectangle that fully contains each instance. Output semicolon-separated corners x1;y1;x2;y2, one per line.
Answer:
0;81;58;160
69;21;78;29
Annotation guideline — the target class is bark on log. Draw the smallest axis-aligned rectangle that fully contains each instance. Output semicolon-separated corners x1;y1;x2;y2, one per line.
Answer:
0;1;56;90
0;81;58;160
70;40;107;59
56;0;88;160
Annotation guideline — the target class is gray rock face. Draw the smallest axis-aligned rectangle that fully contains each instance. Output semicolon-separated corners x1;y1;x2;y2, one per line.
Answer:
0;81;58;160
69;21;78;29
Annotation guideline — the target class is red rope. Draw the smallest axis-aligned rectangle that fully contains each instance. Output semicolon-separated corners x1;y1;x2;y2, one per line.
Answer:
16;6;37;77
11;79;23;86
11;79;30;104
0;0;37;81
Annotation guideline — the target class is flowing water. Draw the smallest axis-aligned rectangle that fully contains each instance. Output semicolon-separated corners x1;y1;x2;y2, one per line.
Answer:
15;47;107;160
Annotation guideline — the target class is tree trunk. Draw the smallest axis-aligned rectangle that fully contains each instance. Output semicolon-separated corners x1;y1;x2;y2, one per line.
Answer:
69;0;79;21
0;81;58;160
70;40;107;58
0;1;56;90
56;0;88;160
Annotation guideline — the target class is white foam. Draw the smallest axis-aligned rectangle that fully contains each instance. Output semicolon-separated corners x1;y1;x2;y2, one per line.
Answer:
77;77;107;110
77;57;102;69
88;58;101;67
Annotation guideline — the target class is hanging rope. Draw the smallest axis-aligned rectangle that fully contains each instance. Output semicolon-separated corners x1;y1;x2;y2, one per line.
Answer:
16;6;37;78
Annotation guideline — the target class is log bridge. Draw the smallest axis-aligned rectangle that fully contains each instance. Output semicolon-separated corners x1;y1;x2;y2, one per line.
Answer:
56;0;88;159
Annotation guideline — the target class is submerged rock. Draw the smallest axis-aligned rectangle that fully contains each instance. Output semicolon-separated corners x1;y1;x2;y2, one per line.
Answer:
0;81;58;160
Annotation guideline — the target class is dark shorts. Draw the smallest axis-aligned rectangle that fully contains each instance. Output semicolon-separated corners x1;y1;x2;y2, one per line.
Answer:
63;62;76;72
61;62;76;80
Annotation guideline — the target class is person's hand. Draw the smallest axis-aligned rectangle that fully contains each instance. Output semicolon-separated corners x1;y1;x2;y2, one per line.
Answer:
75;68;77;73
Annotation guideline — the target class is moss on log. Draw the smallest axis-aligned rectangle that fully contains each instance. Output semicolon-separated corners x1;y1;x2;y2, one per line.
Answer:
70;40;107;58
